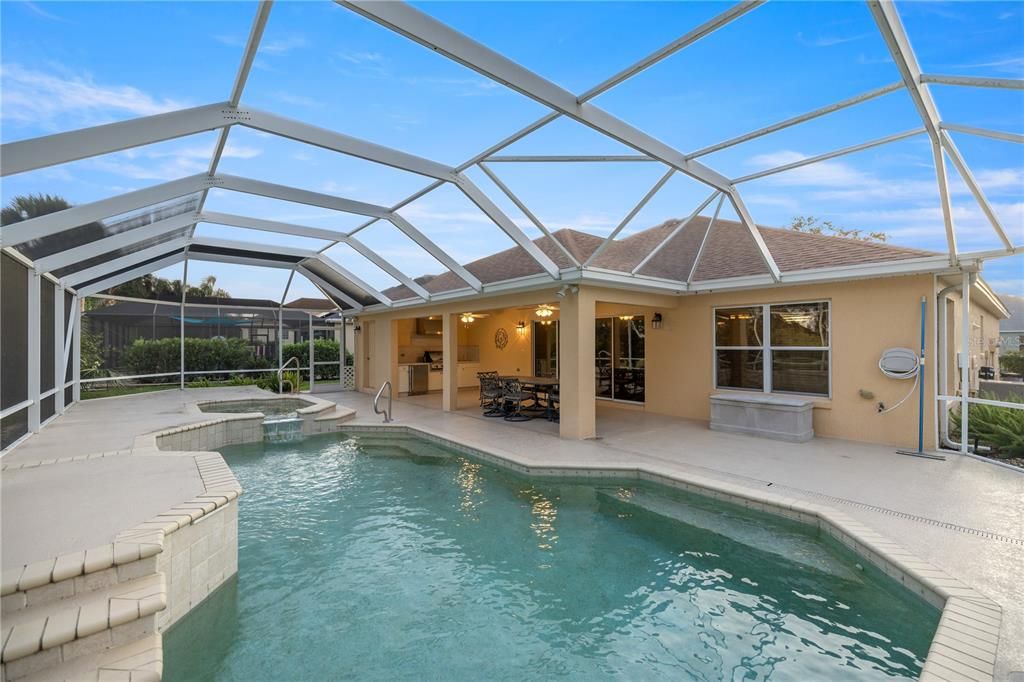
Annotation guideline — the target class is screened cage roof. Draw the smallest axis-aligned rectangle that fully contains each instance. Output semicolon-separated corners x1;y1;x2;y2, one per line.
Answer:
1;0;1021;311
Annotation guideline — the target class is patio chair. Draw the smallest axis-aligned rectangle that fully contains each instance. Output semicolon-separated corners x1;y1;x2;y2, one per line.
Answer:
479;375;505;417
501;378;536;422
546;386;560;423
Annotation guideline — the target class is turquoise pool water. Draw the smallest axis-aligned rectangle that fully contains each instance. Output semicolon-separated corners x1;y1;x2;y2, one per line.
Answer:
197;398;312;417
164;432;939;681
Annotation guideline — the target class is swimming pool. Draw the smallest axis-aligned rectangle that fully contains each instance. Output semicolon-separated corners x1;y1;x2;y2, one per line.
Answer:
164;431;939;680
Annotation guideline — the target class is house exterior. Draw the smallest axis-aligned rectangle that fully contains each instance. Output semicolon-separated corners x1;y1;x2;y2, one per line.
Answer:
353;218;1007;450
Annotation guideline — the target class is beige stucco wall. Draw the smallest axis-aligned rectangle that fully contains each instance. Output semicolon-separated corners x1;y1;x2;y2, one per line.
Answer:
940;284;1003;392
353;274;1004;450
618;277;938;449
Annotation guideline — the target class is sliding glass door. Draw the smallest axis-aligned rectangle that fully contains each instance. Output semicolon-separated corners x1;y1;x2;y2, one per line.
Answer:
533;321;558;377
595;316;645;403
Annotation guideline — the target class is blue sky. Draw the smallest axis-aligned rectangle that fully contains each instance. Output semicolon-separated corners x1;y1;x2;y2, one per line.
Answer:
2;0;1021;303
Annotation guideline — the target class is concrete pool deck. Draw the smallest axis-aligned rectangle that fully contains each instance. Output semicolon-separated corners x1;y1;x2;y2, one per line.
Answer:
1;385;1021;679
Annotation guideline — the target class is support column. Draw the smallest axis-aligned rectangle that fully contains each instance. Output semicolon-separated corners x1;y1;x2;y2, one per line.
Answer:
55;285;65;414
442;313;459;412
73;297;81;403
559;287;597;440
308;313;315;392
27;269;40;433
180;258;188;390
340;315;347;390
960;270;971;453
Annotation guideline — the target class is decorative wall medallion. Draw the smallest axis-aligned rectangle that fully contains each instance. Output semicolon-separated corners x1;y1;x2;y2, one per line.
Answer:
494;327;509;350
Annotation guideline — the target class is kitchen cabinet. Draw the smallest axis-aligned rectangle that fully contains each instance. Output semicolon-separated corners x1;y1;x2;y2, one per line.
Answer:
428;370;443;392
398;366;410;394
458;363;481;388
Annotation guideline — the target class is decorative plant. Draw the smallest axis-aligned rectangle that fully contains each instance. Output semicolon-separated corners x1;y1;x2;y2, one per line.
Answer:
950;392;1024;457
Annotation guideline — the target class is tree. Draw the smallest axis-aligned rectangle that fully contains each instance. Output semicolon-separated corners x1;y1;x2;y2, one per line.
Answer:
106;273;231;299
790;215;888;243
1;194;108;253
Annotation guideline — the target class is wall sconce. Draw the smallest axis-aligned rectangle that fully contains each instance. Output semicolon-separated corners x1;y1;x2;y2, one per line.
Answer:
516;320;527;335
651;313;663;330
353;325;362;333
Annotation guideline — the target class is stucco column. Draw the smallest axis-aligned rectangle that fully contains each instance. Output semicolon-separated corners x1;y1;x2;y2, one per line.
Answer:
442;313;459;411
559;287;596;439
353;318;365;391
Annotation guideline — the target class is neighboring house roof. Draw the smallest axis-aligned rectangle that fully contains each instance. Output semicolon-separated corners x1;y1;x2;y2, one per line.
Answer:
1000;294;1024;331
284;297;336;310
380;217;938;300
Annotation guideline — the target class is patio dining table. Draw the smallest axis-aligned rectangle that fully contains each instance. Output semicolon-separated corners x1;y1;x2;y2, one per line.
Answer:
498;375;559;421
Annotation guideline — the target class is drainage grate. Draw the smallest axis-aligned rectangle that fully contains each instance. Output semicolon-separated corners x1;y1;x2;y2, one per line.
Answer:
773;484;1024;545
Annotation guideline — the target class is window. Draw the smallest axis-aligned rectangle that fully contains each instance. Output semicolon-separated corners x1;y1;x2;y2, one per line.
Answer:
715;301;830;397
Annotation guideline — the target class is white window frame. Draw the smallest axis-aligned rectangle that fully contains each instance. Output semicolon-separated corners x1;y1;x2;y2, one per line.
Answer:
713;300;831;398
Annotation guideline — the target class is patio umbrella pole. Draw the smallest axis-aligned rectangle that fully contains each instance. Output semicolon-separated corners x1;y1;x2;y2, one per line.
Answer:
897;296;943;460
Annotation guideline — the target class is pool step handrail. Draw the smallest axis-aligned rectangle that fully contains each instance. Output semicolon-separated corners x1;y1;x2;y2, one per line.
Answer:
278;356;300;394
373;380;393;423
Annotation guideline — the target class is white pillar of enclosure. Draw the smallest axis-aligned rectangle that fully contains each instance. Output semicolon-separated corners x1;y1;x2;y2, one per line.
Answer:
55;285;65;414
279;271;293;377
308;313;315;392
27;269;41;433
960;270;971;453
73;297;82;403
340;315;347;390
180;258;189;390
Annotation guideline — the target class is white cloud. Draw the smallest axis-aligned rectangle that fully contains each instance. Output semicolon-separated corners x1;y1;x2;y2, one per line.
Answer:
0;63;187;129
796;31;873;48
24;2;67;22
338;51;384;65
212;34;244;48
259;36;307;56
321;180;359;195
273;91;319;108
85;141;260;181
222;143;262;160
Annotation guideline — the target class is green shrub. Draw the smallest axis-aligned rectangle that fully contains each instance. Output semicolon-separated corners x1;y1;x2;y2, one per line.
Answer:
188;378;213;388
951;393;1024;457
228;375;258;386
1000;351;1024;376
255;370;299;393
281;340;353;381
121;337;271;380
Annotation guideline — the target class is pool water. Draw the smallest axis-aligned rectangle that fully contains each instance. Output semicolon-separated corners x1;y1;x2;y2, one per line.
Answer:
164;432;939;681
197;398;313;417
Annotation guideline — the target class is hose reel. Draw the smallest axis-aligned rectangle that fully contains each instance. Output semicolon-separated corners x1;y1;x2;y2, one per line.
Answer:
877;347;922;414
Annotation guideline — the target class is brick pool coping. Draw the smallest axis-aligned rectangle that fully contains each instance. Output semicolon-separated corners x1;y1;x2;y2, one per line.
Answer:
341;423;1004;682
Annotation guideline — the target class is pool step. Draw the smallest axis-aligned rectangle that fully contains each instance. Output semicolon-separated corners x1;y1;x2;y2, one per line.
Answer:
596;489;862;582
0;574;165;681
349;435;452;461
16;634;162;682
314;406;357;425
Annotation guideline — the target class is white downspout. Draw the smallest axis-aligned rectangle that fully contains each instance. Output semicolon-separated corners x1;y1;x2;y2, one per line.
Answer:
960;270;972;454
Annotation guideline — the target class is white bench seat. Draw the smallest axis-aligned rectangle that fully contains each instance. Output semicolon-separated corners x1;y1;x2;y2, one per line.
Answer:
709;393;814;442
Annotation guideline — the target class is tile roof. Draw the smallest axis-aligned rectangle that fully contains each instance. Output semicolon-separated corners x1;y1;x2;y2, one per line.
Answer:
378;217;939;300
284;297;336;310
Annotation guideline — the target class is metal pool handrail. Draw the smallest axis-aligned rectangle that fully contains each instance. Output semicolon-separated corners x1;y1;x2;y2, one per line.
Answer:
278;356;300;394
373;380;393;423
